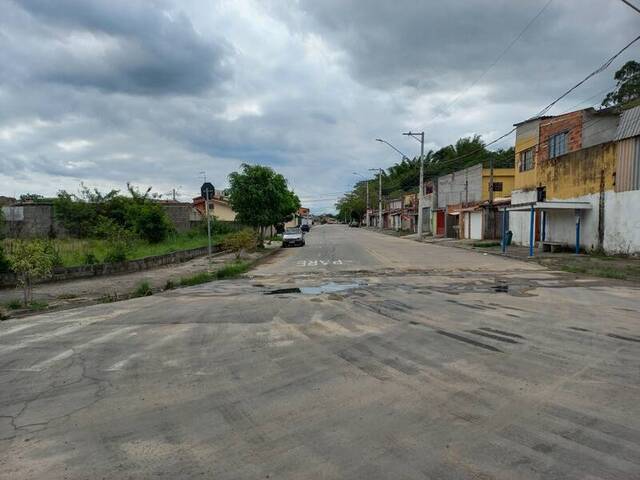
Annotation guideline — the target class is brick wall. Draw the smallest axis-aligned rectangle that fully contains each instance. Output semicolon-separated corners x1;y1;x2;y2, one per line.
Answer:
538;111;583;163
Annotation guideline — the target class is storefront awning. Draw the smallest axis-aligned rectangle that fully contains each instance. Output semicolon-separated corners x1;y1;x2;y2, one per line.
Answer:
507;201;592;212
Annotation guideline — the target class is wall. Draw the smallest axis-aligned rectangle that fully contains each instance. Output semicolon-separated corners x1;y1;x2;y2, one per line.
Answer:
583;110;619;148
437;163;482;208
603;189;640;254
481;168;515;200
514;119;541;190
0;245;218;287
537;142;616;200
2;204;67;238
538;111;583;164
509;190;537;246
212;199;237;221
161;203;195;232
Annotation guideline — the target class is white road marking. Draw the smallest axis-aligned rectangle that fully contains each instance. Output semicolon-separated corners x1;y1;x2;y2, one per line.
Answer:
0;309;129;356
103;331;181;372
295;259;352;267
19;326;138;372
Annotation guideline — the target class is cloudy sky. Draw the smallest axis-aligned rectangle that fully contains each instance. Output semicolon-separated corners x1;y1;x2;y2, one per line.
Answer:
1;0;638;212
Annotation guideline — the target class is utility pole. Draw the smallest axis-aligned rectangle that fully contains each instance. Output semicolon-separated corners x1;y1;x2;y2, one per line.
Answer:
402;131;425;239
369;168;383;229
353;172;371;226
488;155;495;238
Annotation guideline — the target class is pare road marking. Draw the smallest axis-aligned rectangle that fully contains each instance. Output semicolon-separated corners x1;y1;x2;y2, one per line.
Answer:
295;260;353;267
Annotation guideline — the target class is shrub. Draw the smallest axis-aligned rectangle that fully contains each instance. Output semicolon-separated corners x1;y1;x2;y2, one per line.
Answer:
7;240;55;306
83;253;98;265
223;229;257;259
6;299;22;309
179;271;214;286
133;280;153;297
95;217;136;263
0;245;10;274
128;202;174;243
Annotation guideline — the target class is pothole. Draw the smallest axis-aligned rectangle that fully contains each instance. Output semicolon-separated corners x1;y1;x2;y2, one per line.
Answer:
264;282;363;295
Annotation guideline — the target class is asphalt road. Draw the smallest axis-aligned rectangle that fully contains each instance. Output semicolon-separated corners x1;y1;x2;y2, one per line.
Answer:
1;225;640;479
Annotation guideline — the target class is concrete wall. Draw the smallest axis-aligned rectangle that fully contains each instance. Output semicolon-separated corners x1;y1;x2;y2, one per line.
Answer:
438;163;482;208
481;168;515;200
0;245;218;287
1;204;66;238
583;111;619;148
514;119;541;190
161;203;195;232
212;199;236;221
510;190;537;246
603;189;640;254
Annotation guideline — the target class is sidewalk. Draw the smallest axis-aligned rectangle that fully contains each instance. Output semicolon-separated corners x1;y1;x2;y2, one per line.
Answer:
364;226;640;282
0;244;281;312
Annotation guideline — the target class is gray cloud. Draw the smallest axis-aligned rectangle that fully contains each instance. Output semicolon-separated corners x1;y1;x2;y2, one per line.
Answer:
0;0;638;213
7;0;230;95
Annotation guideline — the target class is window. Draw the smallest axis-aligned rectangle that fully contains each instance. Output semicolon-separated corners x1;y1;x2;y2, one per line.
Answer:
549;132;568;158
519;148;534;171
492;182;503;192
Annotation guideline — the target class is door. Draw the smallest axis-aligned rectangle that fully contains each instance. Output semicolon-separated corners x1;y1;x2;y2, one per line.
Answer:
436;210;445;236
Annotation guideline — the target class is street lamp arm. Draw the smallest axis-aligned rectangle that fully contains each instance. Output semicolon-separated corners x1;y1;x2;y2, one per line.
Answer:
375;138;411;161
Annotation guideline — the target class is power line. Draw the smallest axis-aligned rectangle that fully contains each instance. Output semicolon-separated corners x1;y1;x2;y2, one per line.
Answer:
620;0;640;14
429;0;554;123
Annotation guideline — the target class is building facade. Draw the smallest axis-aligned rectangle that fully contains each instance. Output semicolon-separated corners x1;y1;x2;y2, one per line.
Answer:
508;106;640;254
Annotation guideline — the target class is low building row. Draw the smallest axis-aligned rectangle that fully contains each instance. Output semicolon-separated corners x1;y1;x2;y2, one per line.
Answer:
367;104;640;254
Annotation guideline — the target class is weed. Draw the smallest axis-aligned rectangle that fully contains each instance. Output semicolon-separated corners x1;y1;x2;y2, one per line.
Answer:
57;293;78;300
164;279;176;290
6;299;22;309
28;300;48;311
98;293;118;303
473;241;501;248
133;281;153;297
215;261;250;279
560;264;627;280
179;271;215;286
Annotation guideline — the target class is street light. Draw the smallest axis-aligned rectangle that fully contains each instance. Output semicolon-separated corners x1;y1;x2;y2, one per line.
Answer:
375;138;411;161
402;131;425;240
352;172;370;227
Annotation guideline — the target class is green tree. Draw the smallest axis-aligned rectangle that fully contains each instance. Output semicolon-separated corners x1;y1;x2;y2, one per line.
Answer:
227;164;300;242
7;240;55;306
602;60;640;108
0;209;9;273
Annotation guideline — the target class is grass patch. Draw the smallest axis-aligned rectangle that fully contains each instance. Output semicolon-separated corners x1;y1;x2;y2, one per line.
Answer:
133;280;153;297
473;241;501;248
179;261;251;286
215;261;250;279
57;293;78;300
28;301;48;311
6;299;22;310
560;264;627;280
1;231;225;268
179;271;215;286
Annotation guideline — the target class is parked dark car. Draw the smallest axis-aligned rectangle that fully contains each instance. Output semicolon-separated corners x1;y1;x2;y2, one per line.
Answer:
348;221;360;228
301;223;310;232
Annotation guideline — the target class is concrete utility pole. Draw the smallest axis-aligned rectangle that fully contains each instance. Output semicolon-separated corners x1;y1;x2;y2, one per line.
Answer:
403;131;425;239
369;168;383;229
353;172;370;226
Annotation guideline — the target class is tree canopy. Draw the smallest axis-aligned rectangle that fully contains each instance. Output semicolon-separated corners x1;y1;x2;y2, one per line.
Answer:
336;134;514;220
602;60;640;108
227;164;300;234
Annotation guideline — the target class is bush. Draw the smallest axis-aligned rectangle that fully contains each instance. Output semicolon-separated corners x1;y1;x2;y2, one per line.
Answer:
6;299;22;309
95;217;136;264
133;280;153;297
223;229;257;259
7;240;55;306
129;202;174;243
83;253;98;265
179;271;214;286
0;245;10;273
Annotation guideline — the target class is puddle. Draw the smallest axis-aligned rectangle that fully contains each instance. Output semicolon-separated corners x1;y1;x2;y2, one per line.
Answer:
265;282;362;295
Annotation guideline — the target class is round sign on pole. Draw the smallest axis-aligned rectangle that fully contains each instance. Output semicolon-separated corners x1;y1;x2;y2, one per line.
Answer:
201;182;215;200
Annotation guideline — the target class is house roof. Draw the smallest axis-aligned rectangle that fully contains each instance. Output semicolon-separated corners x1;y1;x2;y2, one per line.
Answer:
615;105;640;141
